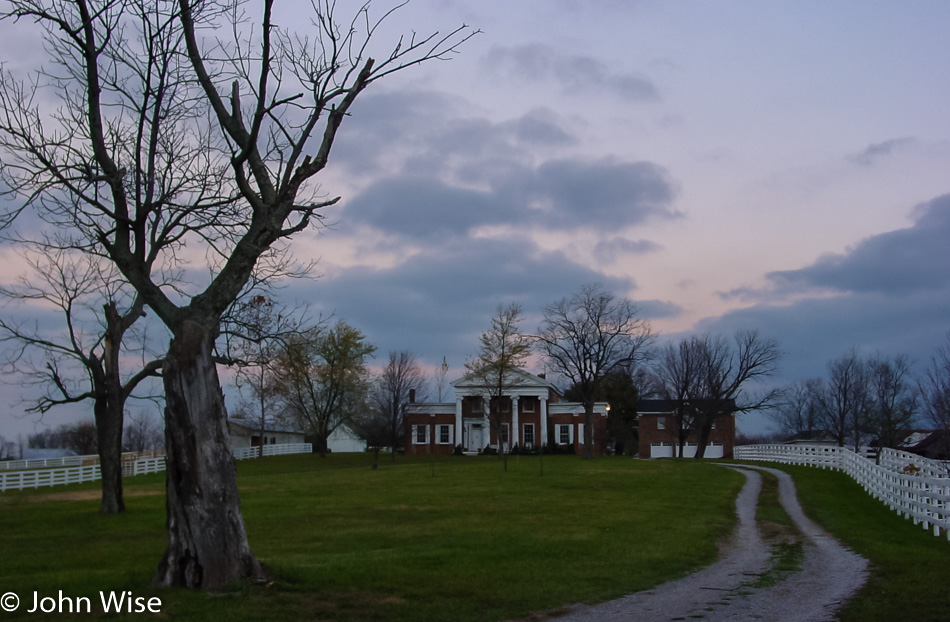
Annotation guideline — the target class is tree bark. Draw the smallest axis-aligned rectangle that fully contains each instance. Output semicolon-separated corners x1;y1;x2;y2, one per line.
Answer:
93;390;125;514
153;320;262;588
582;407;594;460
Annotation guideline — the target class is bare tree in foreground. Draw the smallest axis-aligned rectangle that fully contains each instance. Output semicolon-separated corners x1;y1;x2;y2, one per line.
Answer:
537;284;654;459
0;0;475;588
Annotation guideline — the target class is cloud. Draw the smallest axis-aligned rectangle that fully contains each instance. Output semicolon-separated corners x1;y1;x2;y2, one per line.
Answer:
482;44;661;102
594;236;663;264
288;236;636;367
699;194;950;384
848;137;916;167
766;194;950;297
342;157;678;242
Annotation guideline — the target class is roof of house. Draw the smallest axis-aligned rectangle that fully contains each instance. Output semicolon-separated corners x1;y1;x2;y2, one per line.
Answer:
906;430;950;460
227;419;305;435
451;367;559;393
637;398;737;415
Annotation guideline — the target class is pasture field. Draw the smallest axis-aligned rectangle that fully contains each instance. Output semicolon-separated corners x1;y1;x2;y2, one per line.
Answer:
4;454;948;621
0;454;741;621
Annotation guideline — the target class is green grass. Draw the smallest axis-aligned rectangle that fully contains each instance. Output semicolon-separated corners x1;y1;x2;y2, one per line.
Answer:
774;465;950;622
0;454;743;621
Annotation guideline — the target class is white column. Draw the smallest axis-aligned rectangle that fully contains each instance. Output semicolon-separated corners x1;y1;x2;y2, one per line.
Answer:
511;396;520;449
540;397;548;448
455;398;463;447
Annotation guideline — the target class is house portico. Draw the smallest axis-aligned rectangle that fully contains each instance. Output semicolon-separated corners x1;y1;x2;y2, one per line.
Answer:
406;368;608;455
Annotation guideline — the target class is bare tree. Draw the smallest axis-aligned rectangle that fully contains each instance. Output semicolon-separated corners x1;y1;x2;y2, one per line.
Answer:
537;284;654;459
865;353;917;450
0;248;162;513
772;379;824;440
466;304;531;469
816;349;869;449
368;350;427;464
274;320;375;457
0;0;475;587
691;331;781;458
650;339;701;457
921;334;950;431
649;331;780;458
123;410;164;452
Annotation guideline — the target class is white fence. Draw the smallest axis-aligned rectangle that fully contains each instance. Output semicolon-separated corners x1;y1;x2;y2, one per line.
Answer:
0;443;312;492
735;444;950;540
232;443;312;460
0;449;167;471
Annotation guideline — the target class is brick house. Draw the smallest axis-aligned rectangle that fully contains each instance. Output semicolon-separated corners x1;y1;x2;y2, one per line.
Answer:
637;399;736;459
405;368;609;455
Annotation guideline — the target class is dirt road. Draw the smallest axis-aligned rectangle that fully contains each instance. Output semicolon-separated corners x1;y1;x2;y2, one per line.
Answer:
553;465;868;622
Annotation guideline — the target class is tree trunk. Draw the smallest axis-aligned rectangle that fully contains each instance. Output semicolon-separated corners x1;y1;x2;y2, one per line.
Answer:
96;302;126;514
94;393;125;514
582;407;594;460
153;320;262;588
694;423;711;459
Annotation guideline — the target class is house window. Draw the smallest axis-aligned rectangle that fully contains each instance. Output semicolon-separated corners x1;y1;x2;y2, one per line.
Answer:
437;424;453;445
523;423;535;447
523;399;536;413
657;417;666;430
557;424;572;445
271;437;277;444
413;425;429;444
500;423;510;445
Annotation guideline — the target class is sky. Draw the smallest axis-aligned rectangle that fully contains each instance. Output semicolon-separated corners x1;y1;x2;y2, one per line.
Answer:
2;0;950;439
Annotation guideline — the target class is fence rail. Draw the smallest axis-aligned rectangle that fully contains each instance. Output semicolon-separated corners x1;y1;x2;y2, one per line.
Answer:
0;449;166;471
0;443;312;492
735;444;950;541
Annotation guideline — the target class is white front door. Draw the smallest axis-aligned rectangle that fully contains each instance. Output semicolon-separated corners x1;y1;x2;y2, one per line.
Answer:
466;423;483;451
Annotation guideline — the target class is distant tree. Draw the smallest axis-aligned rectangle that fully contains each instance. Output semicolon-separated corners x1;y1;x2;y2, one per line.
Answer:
772;379;824;440
123;411;164;452
61;420;99;456
275;320;375;457
650;338;702;458
367;351;428;464
466;304;531;469
816;350;870;449
921;334;950;431
865;353;917;450
650;331;780;458
0;248;162;513
537;285;654;459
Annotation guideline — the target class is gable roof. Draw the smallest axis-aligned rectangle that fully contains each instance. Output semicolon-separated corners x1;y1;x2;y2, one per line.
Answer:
452;367;559;393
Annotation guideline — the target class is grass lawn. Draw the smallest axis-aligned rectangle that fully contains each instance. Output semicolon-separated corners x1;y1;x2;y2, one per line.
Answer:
0;454;742;621
776;464;950;622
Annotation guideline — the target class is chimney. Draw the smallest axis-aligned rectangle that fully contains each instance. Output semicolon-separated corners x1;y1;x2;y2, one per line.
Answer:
409;389;416;404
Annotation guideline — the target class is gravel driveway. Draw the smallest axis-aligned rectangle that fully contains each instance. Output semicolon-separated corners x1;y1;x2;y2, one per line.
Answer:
551;465;868;622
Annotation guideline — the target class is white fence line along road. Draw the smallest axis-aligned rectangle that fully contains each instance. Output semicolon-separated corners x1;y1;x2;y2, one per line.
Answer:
735;444;950;541
0;443;312;492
